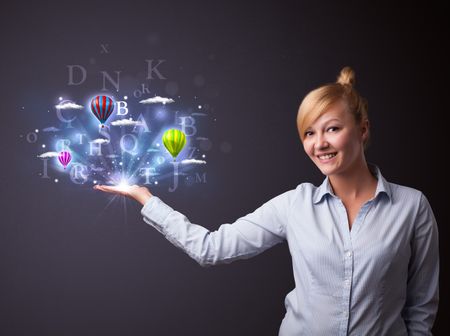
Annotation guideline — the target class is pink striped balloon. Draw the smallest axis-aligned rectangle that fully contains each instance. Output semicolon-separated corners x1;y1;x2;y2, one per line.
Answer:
58;151;72;169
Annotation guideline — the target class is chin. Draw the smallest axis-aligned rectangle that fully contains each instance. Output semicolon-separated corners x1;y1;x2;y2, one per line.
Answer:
315;161;339;176
319;167;334;176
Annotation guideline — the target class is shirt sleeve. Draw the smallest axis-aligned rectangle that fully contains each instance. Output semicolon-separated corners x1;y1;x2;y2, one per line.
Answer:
402;192;439;335
140;190;295;267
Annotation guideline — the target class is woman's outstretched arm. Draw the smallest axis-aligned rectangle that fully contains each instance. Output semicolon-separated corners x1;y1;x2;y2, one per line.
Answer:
94;185;294;267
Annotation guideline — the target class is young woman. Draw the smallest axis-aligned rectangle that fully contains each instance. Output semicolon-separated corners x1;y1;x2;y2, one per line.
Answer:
95;67;439;335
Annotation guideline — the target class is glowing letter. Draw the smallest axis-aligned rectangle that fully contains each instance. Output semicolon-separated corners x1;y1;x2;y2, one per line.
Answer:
168;162;179;192
70;163;88;184
101;71;121;91
55;139;71;152
178;116;197;137
132;114;150;133
67;65;87;85
116;101;129;116
146;59;166;79
120;134;138;155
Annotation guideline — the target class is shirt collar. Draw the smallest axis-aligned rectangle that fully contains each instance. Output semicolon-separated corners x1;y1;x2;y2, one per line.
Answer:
313;162;392;204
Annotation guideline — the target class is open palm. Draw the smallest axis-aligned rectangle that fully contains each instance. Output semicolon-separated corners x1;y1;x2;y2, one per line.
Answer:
94;184;153;205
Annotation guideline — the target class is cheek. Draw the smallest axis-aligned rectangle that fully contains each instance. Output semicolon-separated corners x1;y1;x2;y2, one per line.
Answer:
303;140;313;156
331;132;353;150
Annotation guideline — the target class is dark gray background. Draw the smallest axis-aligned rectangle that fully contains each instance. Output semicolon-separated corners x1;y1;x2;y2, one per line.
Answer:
0;1;447;335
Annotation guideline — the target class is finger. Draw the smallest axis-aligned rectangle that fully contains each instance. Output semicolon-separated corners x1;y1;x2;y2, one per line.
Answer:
94;185;122;194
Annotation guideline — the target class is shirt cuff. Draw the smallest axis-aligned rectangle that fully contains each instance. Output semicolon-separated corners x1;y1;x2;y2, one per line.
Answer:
140;196;174;228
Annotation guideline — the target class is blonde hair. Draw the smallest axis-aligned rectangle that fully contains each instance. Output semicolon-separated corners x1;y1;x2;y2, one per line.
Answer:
296;66;370;150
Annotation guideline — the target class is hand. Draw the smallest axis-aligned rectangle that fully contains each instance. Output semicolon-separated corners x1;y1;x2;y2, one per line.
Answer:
94;184;153;205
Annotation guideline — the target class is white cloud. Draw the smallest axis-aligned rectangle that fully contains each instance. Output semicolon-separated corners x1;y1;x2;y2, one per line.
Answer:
90;164;105;172
91;138;110;144
139;96;175;105
55;102;84;109
42;126;60;132
181;159;207;165
37;151;59;158
111;119;143;126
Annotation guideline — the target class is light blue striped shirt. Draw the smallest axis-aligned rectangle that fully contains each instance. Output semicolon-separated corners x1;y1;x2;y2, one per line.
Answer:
141;163;439;335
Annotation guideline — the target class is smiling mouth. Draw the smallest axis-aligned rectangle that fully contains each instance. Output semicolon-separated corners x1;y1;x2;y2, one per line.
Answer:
317;152;337;160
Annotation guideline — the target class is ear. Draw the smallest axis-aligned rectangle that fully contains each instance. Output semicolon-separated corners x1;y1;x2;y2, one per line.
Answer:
360;119;370;142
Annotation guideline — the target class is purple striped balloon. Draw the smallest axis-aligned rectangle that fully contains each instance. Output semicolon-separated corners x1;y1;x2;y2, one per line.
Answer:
58;151;72;169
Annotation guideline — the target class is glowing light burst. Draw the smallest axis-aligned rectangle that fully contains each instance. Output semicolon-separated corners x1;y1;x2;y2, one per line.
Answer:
117;179;132;192
105;173;137;193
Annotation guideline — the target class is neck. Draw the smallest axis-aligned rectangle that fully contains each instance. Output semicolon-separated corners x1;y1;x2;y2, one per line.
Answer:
328;160;377;201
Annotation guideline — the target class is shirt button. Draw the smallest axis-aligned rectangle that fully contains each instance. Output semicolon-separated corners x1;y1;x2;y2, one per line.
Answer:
346;251;352;258
344;279;351;287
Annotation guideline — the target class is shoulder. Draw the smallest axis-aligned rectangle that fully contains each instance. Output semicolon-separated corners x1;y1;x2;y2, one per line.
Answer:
287;182;318;197
387;181;424;206
385;182;436;223
267;182;315;206
387;183;438;238
280;182;319;207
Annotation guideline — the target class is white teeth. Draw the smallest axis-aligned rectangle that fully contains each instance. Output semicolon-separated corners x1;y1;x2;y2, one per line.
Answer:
318;153;336;160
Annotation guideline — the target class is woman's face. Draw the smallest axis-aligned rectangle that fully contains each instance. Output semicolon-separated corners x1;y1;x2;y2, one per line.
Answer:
302;100;368;177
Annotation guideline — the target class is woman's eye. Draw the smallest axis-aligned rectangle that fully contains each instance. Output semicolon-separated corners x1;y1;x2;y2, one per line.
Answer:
304;131;313;137
327;127;339;132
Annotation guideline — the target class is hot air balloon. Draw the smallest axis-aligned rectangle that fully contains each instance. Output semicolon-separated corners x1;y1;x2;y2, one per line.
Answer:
58;151;72;169
162;129;186;160
90;95;115;128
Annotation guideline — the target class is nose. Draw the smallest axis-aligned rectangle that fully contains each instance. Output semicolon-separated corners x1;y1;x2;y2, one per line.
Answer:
314;133;329;152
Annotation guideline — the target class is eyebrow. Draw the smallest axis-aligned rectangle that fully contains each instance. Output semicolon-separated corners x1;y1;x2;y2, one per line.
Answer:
305;118;342;131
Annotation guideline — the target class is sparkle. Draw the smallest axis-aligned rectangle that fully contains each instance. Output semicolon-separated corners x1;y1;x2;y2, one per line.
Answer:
202;154;206;158
59;97;63;101
54;179;59;183
119;162;123;166
124;96;128;100
156;143;160;147
117;179;132;192
93;180;97;184
198;105;202;109
154;181;158;185
35;129;39;133
42;144;46;148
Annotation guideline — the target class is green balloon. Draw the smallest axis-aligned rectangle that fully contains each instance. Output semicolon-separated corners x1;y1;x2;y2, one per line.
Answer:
162;129;187;159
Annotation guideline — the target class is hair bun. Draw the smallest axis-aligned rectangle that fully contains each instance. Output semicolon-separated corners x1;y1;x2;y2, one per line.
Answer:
336;66;355;87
